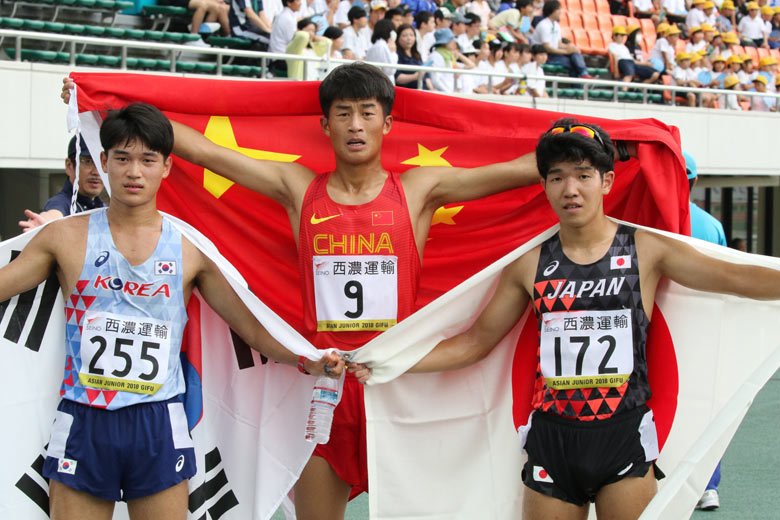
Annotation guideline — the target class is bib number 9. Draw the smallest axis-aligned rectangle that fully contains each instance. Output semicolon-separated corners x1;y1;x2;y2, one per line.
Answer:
344;280;363;319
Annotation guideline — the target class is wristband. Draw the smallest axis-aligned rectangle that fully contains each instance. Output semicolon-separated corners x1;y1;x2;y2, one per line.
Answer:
616;141;630;162
297;355;310;375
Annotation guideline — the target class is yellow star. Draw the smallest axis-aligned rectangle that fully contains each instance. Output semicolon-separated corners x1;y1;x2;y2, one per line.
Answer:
201;116;301;198
401;144;452;167
431;205;463;226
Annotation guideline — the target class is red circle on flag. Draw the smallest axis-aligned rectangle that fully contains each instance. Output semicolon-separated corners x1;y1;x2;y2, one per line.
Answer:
539;469;548;479
617;257;625;266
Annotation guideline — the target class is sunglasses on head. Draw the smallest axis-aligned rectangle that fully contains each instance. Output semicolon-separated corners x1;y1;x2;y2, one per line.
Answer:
547;123;608;152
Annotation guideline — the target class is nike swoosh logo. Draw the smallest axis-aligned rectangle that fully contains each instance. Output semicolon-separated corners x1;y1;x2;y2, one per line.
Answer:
310;213;341;225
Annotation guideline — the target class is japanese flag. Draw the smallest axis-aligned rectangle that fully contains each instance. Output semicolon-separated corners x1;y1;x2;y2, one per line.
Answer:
533;466;554;483
610;255;632;270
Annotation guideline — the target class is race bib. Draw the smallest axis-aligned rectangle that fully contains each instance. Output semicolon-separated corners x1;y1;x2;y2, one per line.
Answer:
313;255;398;331
539;309;633;390
78;311;172;394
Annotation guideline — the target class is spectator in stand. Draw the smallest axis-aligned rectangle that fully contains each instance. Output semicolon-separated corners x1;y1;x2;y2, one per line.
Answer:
285;18;331;80
609;26;661;86
749;75;777;109
19;136;105;233
395;23;434;88
228;0;274;49
740;53;758;84
323;25;345;58
662;0;688;24
467;0;492;30
366;19;399;82
160;0;230;46
428;27;476;92
649;23;679;72
633;0;661;25
626;24;647;61
524;43;549;96
695;51;715;85
720;74;748;108
758;55;778;90
720;31;740;59
702;22;716;44
385;7;405;27
686;26;707;53
343;6;371;58
687;0;707;29
672;52;702;105
369;0;389;30
769;7;780;49
415;11;436;63
532;0;590;78
435;8;454;29
701;1;718;26
332;0;352;27
461;39;494;93
717;0;737;33
726;53;744;79
738;2;769;46
464;13;483;44
709;54;728;86
451;12;471;48
488;0;535;43
399;4;415;25
708;31;725;57
269;0;300;66
493;41;523;93
403;0;437;17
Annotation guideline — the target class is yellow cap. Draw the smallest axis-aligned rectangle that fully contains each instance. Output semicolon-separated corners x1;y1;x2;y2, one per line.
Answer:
721;32;739;43
711;30;721;37
720;0;735;9
753;75;768;85
690;53;703;63
727;54;743;65
776;75;780;85
666;25;682;35
723;75;740;88
761;5;774;15
690;25;702;34
759;56;779;66
702;1;714;8
691;0;704;4
676;51;692;62
697;48;708;55
627;24;641;34
740;53;752;62
712;55;726;62
746;1;759;10
612;25;627;35
774;6;780;13
700;23;714;32
656;22;670;35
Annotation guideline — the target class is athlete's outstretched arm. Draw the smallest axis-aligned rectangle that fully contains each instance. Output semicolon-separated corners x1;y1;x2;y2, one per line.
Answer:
410;254;533;374
0;225;58;303
190;245;344;378
641;230;780;300
60;77;314;212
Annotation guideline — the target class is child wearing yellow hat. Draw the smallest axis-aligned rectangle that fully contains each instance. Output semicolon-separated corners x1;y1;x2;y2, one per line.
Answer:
749;75;777;111
757;55;778;92
686;26;707;54
738;54;758;86
769;8;780;50
649;23;679;72
716;1;736;34
608;26;661;86
673;52;705;106
720;74;748;110
738;1;769;47
686;0;708;31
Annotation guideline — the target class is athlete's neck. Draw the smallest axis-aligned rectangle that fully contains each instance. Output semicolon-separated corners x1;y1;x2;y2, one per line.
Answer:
106;202;162;232
329;160;388;203
558;216;618;264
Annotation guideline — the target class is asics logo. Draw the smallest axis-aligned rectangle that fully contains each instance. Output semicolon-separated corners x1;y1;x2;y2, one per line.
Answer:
95;251;110;267
176;454;185;472
310;213;341;225
543;261;559;276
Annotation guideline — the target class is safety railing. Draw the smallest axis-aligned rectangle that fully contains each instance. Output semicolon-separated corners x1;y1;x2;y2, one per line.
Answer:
2;28;780;111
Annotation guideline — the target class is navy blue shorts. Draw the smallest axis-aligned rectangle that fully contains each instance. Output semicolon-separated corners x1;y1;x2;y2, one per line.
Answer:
521;405;664;506
42;396;196;501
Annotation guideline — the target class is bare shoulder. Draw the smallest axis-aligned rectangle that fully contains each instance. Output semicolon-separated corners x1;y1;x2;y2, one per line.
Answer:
181;235;207;282
635;228;675;261
41;214;90;254
508;244;541;290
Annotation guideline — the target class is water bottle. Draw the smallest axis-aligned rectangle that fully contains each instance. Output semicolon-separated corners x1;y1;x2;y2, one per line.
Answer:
304;376;339;444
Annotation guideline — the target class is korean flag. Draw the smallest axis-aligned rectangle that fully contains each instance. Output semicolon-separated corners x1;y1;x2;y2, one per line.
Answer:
155;260;177;276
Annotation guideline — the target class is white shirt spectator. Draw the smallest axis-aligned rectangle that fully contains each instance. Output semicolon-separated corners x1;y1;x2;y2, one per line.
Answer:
738;14;767;40
264;0;283;22
458;60;490;92
456;33;471;51
522;61;546;95
417;30;435;63
532;17;560;49
429;51;457;92
633;0;655;12
663;0;686;15
686;7;706;29
269;6;297;53
672;65;698;84
365;39;399;84
333;0;351;26
608;41;633;61
720;92;741;109
649;37;674;66
686;40;707;53
466;0;491;29
342;25;371;58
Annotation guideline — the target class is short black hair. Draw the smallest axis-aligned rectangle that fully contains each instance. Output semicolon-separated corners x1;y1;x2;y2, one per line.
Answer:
348;6;367;23
297;17;315;30
319;62;395;117
531;43;547;55
100;103;173;160
518;42;531;53
516;0;533;8
385;7;403;19
372;19;395;42
536;118;614;178
504;41;521;53
542;0;561;19
323;25;343;40
465;12;481;25
434;8;448;21
415;10;432;26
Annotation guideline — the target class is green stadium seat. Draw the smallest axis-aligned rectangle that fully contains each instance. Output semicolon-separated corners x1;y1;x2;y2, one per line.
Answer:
206;36;252;48
97;55;121;66
194;62;217;73
124;28;146;39
181;33;201;42
542;64;568;75
176;62;198;72
104;27;126;38
22;20;46;31
76;53;100;65
155;59;173;70
143;5;190;16
0;18;25;29
144;30;165;41
63;23;87;34
43;21;66;33
588;67;609;77
116;1;135;8
75;0;98;7
84;25;106;36
162;32;186;43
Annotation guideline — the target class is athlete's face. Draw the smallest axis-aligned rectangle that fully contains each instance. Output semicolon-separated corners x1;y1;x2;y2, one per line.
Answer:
101;139;171;208
542;159;614;227
321;98;393;166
